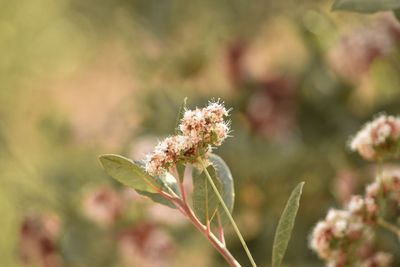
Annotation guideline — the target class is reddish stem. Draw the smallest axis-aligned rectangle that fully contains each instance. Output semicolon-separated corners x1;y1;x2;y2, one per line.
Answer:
217;213;226;245
158;186;240;266
172;198;241;267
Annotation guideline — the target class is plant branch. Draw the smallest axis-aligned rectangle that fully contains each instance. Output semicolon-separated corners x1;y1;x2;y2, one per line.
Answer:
173;198;241;267
158;183;240;267
217;212;226;245
200;158;258;267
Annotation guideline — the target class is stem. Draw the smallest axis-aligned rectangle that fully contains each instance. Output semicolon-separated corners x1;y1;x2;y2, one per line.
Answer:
175;164;188;204
173;198;241;267
158;190;187;215
161;178;240;266
200;159;258;267
378;218;400;238
205;176;210;232
217;212;226;245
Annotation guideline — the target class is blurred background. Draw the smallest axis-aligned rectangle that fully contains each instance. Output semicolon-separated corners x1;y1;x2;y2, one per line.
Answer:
1;0;400;266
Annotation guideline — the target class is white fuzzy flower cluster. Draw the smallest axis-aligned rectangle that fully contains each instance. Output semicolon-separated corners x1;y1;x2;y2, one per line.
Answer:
310;194;381;265
309;166;400;267
179;102;229;146
144;101;230;176
144;135;192;176
347;195;378;224
350;115;400;160
311;115;400;267
310;209;372;261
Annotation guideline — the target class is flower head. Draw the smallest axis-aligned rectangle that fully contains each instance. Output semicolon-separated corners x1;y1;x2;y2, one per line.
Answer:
310;209;369;260
144;100;230;176
144;135;192;176
347;195;378;224
179;100;230;146
350;115;400;160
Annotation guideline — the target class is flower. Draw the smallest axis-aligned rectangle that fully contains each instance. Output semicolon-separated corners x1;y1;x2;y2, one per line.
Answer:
350;114;400;160
310;209;369;260
144;100;230;176
347;195;378;224
179;100;230;145
144;135;192;176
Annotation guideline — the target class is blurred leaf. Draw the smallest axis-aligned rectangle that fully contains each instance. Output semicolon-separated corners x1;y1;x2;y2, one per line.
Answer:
272;182;304;267
209;153;235;225
192;165;222;224
332;0;400;13
99;154;161;193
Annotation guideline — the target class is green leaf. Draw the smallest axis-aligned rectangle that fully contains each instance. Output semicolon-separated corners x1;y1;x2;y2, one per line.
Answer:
192;165;222;224
208;154;235;225
99;154;162;193
272;182;304;267
332;0;400;13
209;154;235;213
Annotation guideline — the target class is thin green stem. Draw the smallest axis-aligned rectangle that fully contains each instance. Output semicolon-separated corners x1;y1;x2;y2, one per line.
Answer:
164;184;179;198
378;218;400;238
200;159;258;267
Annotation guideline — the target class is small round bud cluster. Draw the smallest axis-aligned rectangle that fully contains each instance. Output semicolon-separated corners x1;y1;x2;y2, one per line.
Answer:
350;115;400;161
145;101;230;176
